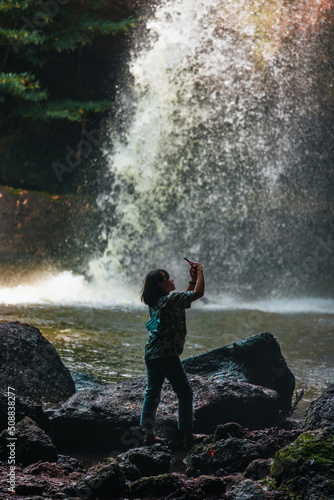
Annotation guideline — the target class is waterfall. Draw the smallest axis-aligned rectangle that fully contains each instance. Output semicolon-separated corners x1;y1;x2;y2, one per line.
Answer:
86;0;333;302
2;0;332;309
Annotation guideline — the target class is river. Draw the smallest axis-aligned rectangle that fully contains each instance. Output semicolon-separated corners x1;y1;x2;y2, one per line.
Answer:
0;265;333;417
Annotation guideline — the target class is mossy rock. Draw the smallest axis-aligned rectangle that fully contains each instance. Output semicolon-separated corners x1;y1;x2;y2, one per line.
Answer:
129;472;184;498
75;458;127;499
271;431;334;499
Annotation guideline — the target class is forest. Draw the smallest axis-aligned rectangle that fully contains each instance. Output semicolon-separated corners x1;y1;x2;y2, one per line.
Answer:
0;0;136;193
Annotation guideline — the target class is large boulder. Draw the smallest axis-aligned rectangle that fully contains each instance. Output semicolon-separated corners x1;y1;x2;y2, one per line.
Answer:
50;375;283;452
303;383;334;432
182;332;295;413
0;321;75;403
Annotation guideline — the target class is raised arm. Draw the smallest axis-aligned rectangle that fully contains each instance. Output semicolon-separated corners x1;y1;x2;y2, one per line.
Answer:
186;262;205;301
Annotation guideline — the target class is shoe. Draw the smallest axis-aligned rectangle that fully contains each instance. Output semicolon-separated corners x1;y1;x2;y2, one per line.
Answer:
184;433;208;451
143;435;165;446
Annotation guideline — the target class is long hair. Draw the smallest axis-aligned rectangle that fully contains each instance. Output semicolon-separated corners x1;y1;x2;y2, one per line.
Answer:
141;269;169;307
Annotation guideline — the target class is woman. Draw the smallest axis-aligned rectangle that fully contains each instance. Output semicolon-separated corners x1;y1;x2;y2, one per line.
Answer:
140;261;205;448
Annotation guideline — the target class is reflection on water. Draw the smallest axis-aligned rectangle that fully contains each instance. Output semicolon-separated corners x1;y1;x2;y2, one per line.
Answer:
1;302;333;416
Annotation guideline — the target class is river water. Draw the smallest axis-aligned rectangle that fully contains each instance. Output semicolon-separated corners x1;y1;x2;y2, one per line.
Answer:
0;265;333;417
1;0;334;417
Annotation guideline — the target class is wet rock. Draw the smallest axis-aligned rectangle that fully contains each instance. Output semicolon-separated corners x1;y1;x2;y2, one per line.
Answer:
0;416;57;466
245;426;302;459
243;458;273;480
214;422;245;441
50;377;146;452
226;478;267;499
193;380;282;433
118;459;141;482
57;454;85;474
0;322;75;403
118;443;174;476
186;436;265;477
270;430;334;500
0;459;83;499
51;375;283;452
75;458;127;499
303;383;334;432
183;332;295;413
71;371;106;392
129;473;228;500
129;472;185;499
0;390;52;435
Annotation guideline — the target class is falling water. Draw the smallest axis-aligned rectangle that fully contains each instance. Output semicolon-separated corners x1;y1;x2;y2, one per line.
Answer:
87;0;334;304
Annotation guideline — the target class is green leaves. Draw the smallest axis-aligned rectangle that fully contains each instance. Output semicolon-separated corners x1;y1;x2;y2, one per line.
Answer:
21;99;114;122
0;1;135;122
0;72;48;102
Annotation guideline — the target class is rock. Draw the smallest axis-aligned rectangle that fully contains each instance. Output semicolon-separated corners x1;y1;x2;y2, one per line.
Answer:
0;416;58;466
243;458;273;480
226;478;267;499
0;459;83;499
50;375;283;452
129;472;184;499
57;454;85;474
214;422;245;441
0;390;52;435
186;437;265;476
0;322;75;403
118;443;174;476
71;371;106;392
303;383;334;432
245;426;302;461
270;430;334;499
194;380;282;433
75;458;127;499
130;472;227;499
183;332;295;413
50;377;146;453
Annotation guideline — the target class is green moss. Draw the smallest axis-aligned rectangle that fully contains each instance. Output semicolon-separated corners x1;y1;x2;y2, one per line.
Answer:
272;432;334;473
271;431;334;497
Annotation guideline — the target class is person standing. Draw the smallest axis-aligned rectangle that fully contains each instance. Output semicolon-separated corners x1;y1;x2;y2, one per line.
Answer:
140;261;206;448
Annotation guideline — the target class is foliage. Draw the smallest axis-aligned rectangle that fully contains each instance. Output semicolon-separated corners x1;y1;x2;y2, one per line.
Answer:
0;71;48;103
0;0;135;122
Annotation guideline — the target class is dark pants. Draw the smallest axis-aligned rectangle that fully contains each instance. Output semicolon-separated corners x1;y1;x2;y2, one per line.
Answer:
140;356;193;432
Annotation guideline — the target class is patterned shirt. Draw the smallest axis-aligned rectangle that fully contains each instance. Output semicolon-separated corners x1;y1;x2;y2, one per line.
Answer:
144;291;194;360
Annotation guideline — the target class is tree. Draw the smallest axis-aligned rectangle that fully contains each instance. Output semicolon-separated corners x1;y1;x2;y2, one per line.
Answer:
0;0;135;191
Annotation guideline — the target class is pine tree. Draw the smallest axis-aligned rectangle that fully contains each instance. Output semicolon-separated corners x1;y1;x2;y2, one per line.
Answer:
0;1;136;190
0;0;134;121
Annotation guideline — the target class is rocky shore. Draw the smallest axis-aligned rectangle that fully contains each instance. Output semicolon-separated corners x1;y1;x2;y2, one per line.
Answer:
0;321;333;499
